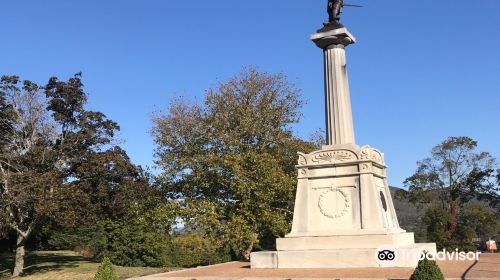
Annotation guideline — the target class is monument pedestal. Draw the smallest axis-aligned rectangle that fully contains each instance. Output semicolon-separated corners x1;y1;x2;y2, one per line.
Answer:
251;27;436;269
252;144;436;268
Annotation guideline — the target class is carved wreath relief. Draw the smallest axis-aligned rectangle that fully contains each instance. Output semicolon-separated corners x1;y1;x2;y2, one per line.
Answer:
318;188;350;219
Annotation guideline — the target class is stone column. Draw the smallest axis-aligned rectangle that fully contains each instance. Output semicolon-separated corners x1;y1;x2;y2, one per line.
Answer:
312;28;357;146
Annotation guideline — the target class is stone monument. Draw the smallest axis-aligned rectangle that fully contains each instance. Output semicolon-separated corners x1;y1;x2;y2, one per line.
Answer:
251;2;436;269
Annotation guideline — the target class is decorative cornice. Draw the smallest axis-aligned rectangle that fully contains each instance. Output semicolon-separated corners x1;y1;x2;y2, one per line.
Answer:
359;146;385;165
296;145;385;167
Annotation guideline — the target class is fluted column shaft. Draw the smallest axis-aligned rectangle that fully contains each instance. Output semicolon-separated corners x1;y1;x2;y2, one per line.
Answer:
323;45;355;146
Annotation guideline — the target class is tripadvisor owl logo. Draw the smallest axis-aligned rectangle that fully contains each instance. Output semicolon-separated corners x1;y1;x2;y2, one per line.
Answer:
375;246;482;267
375;245;397;267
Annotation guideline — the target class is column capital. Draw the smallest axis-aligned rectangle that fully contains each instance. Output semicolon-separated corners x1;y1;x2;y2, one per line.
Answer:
311;27;356;49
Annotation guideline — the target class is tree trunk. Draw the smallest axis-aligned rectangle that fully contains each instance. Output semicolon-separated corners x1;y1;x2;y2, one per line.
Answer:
447;200;458;237
243;233;258;261
243;242;253;261
12;235;26;277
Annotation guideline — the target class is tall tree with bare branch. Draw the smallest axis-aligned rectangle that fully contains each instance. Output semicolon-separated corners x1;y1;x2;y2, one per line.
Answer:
0;74;118;276
400;137;498;237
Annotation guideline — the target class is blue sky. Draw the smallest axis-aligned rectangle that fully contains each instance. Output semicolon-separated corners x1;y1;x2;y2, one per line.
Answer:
1;0;499;187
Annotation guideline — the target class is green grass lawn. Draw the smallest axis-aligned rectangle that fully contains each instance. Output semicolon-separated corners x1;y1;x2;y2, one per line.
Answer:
0;251;176;280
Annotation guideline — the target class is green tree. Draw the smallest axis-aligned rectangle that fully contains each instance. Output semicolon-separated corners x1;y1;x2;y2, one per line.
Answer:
0;74;120;276
400;137;497;237
93;257;118;280
0;75;63;276
91;200;177;267
71;147;153;223
152;68;315;260
410;254;445;280
454;204;500;250
170;233;227;267
18;147;165;259
422;207;453;250
421;203;499;251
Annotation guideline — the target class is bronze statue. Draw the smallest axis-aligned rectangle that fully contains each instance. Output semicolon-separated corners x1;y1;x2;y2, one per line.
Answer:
328;0;344;25
320;0;361;32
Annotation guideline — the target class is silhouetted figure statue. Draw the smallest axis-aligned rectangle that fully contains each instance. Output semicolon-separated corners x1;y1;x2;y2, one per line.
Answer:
328;0;344;24
321;0;363;32
318;0;345;32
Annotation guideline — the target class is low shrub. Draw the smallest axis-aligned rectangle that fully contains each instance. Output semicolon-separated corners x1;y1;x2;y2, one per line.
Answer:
410;253;445;280
91;219;172;267
93;257;118;280
170;233;232;267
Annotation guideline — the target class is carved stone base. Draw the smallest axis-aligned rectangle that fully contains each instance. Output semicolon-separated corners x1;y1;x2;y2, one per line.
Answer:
251;144;436;269
291;144;398;235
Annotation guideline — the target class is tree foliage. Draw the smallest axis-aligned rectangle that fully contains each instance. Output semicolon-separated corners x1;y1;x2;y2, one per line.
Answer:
399;137;498;236
169;233;231;267
93;257;119;280
91;200;178;267
422;207;453;250
152;68;315;259
0;74;151;276
454;204;500;250
410;254;445;280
